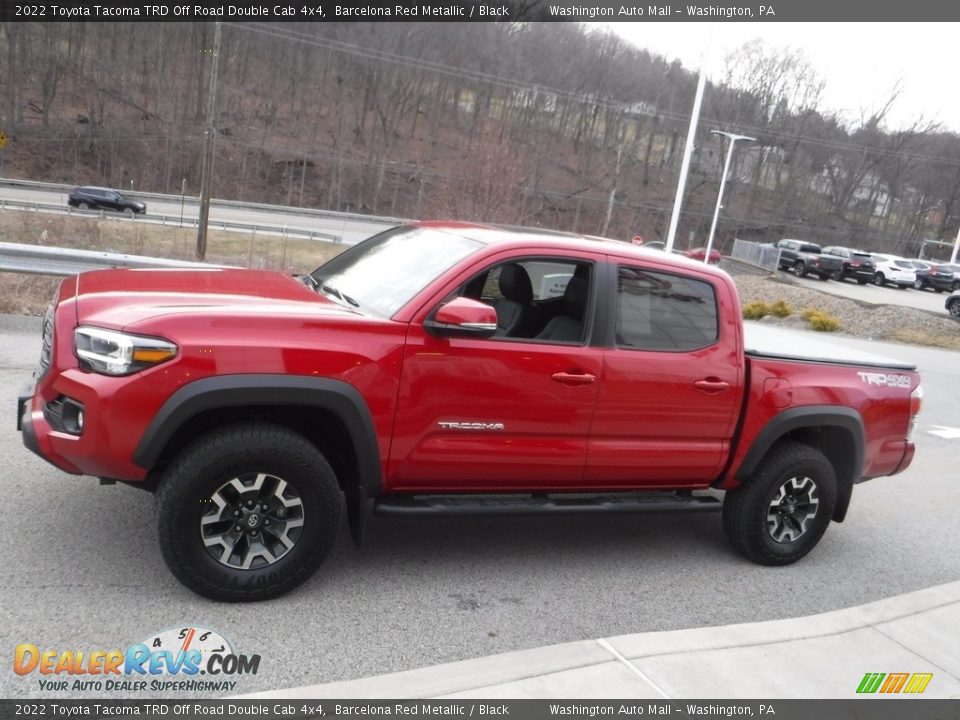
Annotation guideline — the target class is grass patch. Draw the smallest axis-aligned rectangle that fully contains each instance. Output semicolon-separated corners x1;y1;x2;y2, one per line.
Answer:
742;299;793;320
0;210;348;314
886;327;960;351
801;308;841;332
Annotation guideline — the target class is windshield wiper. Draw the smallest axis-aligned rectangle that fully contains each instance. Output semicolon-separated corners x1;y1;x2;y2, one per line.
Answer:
296;273;319;290
319;283;359;308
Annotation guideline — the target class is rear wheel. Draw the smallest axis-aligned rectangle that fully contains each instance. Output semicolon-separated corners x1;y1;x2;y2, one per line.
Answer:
78;202;90;210
856;278;868;285
722;441;837;565
831;270;843;281
914;279;925;291
156;423;342;601
792;261;807;278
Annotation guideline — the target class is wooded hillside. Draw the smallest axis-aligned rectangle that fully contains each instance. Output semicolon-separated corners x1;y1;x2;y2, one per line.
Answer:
2;21;957;256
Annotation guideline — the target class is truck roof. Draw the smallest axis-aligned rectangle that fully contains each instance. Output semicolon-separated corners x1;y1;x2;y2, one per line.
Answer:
411;220;730;279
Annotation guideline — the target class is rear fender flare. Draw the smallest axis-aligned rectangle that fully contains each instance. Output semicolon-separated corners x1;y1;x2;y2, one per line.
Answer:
735;406;865;523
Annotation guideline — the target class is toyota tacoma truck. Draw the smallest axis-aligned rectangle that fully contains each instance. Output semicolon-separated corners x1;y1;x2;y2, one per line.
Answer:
18;223;922;601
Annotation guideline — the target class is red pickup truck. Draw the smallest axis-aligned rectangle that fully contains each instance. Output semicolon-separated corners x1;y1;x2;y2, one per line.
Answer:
18;222;921;601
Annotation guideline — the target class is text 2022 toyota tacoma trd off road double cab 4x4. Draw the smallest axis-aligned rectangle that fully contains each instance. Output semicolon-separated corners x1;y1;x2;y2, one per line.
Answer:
18;223;922;601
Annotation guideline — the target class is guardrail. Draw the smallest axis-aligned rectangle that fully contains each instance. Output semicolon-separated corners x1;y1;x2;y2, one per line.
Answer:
0;241;234;276
0;177;407;227
0;198;344;244
732;239;781;271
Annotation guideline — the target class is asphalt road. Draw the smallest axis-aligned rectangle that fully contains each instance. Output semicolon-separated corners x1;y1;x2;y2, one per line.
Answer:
0;186;395;246
1;315;958;699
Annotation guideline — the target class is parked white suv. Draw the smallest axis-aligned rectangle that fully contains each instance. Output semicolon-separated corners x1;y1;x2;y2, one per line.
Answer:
871;254;916;289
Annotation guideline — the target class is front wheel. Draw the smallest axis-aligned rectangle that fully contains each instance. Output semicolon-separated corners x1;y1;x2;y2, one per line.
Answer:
948;300;960;318
722;441;837;565
156;423;343;601
873;273;885;287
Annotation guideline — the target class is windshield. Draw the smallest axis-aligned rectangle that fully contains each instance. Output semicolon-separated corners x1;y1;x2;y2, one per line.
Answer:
310;225;482;318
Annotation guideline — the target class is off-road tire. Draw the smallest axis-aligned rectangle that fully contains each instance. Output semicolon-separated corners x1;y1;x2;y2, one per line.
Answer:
722;441;837;566
156;422;342;601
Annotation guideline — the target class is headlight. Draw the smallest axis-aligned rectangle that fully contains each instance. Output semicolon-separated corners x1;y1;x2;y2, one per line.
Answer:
74;326;177;376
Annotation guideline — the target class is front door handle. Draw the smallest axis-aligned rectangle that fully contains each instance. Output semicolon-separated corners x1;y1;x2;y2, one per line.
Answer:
694;378;730;394
552;371;596;386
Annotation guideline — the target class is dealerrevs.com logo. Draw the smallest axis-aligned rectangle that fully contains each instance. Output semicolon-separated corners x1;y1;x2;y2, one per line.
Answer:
14;626;260;693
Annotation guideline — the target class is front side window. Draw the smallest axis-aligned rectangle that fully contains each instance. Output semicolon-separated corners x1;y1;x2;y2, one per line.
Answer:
310;226;482;318
457;258;592;343
616;266;718;351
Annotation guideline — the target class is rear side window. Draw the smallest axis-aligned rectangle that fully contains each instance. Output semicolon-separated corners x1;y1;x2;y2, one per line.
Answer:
616;266;718;351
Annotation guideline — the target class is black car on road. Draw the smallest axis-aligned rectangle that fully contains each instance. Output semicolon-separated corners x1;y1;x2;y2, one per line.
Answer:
68;186;146;216
822;246;876;284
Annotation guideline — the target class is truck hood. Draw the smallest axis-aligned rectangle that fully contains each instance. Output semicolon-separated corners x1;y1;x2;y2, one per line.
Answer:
72;267;352;328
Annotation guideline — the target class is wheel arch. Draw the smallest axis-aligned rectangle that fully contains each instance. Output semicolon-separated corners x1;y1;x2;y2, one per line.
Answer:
134;375;383;500
734;406;865;523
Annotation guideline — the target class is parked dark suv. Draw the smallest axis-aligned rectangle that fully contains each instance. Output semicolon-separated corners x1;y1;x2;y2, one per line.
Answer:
774;239;843;280
68;187;146;216
911;260;959;293
822;246;875;284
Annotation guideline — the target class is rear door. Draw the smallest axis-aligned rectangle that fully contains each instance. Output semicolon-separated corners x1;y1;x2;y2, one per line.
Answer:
585;261;743;488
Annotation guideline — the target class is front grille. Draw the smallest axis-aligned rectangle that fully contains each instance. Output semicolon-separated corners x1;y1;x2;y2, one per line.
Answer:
38;301;54;376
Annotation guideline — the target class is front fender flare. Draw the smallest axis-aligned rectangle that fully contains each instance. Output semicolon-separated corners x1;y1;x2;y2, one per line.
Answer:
132;375;382;496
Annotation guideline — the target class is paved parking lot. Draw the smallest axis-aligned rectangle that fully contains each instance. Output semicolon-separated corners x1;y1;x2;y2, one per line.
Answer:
2;316;958;699
776;269;953;316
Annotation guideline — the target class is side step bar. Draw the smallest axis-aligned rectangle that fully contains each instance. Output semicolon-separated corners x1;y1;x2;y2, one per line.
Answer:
374;492;722;517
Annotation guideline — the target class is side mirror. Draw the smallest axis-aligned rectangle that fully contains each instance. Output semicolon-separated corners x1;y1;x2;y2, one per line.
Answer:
425;297;498;339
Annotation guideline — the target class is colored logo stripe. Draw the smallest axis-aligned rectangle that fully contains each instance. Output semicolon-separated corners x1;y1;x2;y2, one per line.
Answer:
857;672;932;694
879;673;909;693
904;673;933;694
857;673;885;693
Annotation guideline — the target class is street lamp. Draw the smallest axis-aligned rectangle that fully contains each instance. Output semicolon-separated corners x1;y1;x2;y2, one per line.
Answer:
704;130;755;263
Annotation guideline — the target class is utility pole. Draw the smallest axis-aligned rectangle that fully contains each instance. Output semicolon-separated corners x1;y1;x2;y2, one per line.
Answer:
196;21;221;260
704;130;755;263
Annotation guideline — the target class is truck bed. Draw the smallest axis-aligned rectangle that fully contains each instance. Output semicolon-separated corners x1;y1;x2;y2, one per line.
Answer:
743;323;916;371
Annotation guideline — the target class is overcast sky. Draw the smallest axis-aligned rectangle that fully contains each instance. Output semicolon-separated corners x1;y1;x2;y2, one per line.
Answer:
604;23;957;132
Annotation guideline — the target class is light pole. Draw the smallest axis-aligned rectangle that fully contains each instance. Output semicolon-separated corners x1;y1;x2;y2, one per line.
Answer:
704;130;755;263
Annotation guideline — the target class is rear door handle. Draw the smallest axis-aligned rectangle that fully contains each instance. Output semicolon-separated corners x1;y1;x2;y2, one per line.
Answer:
694;378;730;394
552;371;596;386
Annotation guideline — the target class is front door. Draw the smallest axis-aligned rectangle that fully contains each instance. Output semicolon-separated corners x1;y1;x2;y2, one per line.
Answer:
389;255;601;491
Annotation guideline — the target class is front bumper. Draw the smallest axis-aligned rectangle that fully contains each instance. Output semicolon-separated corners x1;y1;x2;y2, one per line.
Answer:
17;380;41;458
18;368;154;481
